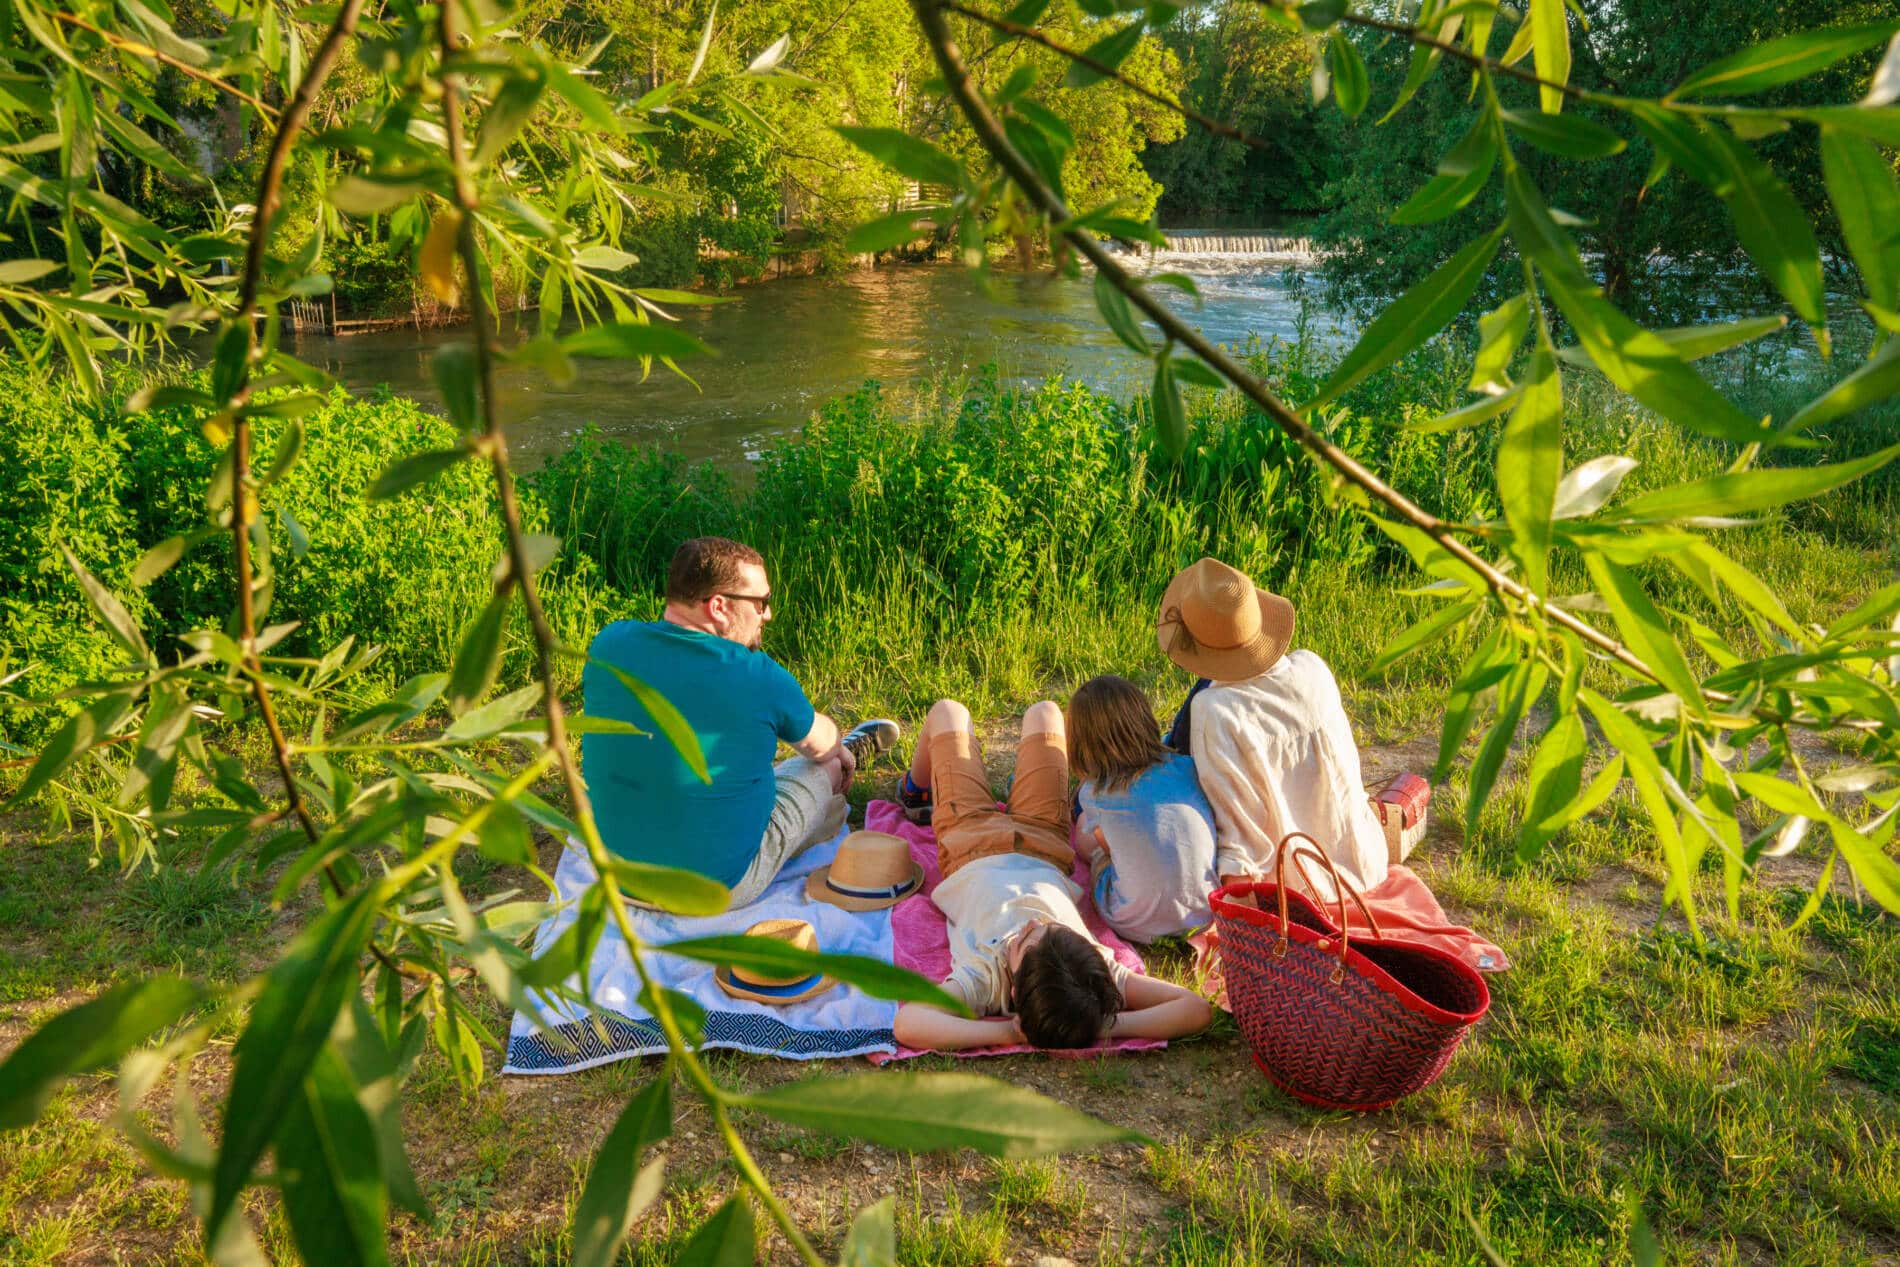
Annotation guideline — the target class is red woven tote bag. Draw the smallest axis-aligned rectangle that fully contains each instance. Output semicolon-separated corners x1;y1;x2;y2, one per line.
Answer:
1211;834;1489;1111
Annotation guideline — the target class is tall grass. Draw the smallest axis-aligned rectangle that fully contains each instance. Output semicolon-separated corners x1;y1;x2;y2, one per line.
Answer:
530;329;1900;731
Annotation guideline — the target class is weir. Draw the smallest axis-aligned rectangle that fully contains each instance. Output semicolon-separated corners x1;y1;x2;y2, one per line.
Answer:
1156;229;1314;254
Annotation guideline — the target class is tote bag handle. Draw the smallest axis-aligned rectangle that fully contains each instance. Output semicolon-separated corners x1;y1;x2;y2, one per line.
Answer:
1271;831;1383;982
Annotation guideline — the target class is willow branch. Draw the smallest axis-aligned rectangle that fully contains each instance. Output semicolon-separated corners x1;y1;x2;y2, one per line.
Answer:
435;12;823;1265
53;11;281;119
229;0;365;854
940;0;1283;157
0;732;136;769
1331;7;1590;106
913;0;1677;689
221;0;424;984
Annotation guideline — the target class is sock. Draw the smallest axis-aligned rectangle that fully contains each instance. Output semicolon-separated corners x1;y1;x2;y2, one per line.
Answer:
900;770;929;797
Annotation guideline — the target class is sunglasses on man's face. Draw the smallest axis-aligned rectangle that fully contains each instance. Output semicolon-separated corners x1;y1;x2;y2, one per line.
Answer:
718;592;772;617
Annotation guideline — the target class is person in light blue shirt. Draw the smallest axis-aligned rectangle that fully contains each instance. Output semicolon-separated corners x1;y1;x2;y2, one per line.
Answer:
1066;674;1218;942
582;537;895;906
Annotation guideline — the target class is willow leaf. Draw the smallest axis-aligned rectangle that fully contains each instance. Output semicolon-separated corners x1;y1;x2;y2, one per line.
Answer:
1470;291;1530;392
1579;690;1698;934
1529;0;1571;112
1583;555;1708;720
1498;345;1561;595
210;888;382;1245
1552;455;1638;520
1617;441;1900;520
1519;710;1586;859
1307;224;1505;410
1673;21;1900;99
1466;660;1545;839
571;1078;671;1267
1821;127;1900;311
1702;125;1828;335
1535;266;1768;445
1392;120;1496;226
1786;340;1900;432
740;1072;1141;1158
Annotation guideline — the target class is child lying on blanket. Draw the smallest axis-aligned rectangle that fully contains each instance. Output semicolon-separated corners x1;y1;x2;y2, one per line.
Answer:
1067;675;1219;944
891;699;1213;1052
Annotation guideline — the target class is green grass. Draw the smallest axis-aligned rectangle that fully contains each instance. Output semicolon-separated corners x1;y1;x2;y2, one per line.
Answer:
5;759;1895;1264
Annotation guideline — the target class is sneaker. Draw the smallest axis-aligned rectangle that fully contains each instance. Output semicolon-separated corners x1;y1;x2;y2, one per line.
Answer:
842;718;900;768
897;769;933;826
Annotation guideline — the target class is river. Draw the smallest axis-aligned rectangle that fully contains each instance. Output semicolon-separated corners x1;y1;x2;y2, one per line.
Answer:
284;249;1342;468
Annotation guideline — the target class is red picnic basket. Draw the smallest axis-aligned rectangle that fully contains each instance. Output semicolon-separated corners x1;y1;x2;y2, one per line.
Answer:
1210;834;1489;1111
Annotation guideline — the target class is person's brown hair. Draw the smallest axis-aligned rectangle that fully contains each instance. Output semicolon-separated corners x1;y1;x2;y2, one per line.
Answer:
1013;926;1121;1050
1067;675;1166;793
666;536;764;604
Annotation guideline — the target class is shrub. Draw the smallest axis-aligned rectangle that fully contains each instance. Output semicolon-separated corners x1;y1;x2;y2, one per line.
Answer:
526;428;738;597
328;232;419;315
1;373;621;741
126;388;500;675
0;369;152;741
121;384;618;689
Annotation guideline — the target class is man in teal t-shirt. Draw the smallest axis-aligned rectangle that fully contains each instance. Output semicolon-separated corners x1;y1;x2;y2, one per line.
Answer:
582;537;896;905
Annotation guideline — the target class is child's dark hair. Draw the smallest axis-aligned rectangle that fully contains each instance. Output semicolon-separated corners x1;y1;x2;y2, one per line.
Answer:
1067;675;1166;793
1013;926;1121;1049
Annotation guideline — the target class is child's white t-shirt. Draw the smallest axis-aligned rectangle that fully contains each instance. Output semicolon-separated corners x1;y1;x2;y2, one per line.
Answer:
932;852;1131;1016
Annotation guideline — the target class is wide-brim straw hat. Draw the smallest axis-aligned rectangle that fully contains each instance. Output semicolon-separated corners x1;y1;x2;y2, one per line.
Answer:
806;830;925;912
713;918;836;1006
1156;557;1296;682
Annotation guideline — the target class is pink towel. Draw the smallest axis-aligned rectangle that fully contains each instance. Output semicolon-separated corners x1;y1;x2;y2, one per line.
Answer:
1192;863;1510;1010
863;799;1166;1062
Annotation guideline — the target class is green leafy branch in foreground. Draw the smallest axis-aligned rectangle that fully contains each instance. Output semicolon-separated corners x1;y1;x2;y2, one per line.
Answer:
884;0;1900;937
0;1;1144;1264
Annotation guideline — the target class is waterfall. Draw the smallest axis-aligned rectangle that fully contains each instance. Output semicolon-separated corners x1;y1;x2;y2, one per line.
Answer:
1156;229;1314;254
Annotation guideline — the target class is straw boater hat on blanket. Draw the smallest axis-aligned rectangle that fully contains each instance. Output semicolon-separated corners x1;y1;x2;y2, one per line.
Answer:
1157;557;1297;682
806;830;925;912
714;918;836;1005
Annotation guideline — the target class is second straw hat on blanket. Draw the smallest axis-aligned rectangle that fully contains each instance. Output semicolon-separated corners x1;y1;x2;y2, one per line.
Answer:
806;830;925;912
714;918;836;1005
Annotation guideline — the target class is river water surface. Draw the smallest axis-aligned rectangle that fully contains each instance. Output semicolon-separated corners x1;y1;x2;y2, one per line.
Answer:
287;250;1342;468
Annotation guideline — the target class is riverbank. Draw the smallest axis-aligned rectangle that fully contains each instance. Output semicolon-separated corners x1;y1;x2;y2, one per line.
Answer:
7;327;1896;742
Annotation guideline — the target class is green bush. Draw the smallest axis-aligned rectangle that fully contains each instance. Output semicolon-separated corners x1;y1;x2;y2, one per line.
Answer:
12;326;1895;741
0;370;153;741
328;232;420;316
124;387;506;679
0;371;620;743
121;384;619;689
526;428;738;597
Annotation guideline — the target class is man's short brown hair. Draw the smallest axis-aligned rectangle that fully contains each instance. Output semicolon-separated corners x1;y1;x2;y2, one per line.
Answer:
666;537;765;604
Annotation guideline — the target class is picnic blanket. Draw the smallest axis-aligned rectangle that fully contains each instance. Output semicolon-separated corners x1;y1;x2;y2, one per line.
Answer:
502;827;899;1074
862;799;1167;1062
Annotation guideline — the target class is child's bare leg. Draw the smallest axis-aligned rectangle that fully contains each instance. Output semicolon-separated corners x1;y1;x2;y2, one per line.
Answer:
1020;699;1064;740
908;698;973;790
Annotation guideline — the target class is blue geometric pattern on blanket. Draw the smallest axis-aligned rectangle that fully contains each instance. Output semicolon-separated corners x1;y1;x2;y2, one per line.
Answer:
505;1009;897;1073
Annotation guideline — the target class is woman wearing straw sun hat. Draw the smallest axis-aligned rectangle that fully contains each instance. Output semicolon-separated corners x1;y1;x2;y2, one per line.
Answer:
1156;557;1390;899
